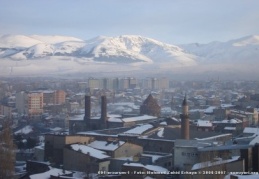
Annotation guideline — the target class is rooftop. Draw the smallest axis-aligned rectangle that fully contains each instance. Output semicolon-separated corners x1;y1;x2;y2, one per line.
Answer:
70;144;110;159
122;115;157;123
88;140;125;151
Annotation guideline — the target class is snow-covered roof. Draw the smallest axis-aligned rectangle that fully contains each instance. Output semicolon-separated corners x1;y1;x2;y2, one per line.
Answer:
50;127;62;131
45;115;53;120
122;115;157;123
70;102;79;105
157;128;164;137
243;127;259;134
70;144;110;159
14;125;33;135
171;117;180;122
175;139;212;148
195;134;232;141
221;104;235;108
194;95;206;100
77;131;118;137
141;154;164;163
161;107;172;112
123;124;153;135
34;90;55;94
88;140;125;151
230;110;253;117
108;117;123;123
213;118;242;124
116;156;134;161
145;165;169;172
160;121;167;125
34;144;44;150
30;167;72;179
108;102;139;110
108;114;122;118
191;156;240;170
123;163;168;172
249;136;259;146
197;120;213;127
69;114;84;121
204;106;217;114
224;127;236;130
189;109;204;112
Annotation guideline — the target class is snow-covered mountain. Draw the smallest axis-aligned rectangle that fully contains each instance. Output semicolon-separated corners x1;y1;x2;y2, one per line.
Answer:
0;35;197;65
180;35;259;64
0;34;259;78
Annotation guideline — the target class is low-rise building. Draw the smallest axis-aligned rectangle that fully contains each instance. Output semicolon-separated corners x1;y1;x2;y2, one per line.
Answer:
88;140;143;158
63;144;110;173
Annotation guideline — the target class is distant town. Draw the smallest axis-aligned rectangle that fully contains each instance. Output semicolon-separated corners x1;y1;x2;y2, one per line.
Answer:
1;76;259;179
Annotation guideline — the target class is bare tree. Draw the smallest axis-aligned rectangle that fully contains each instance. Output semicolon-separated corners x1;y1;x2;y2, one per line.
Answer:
0;121;16;179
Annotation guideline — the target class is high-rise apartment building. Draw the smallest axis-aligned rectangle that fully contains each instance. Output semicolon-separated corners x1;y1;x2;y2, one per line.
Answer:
27;92;43;117
42;90;55;106
16;91;43;117
119;78;130;90
16;91;27;114
159;77;169;89
129;77;137;89
0;104;12;119
54;90;66;105
88;78;100;90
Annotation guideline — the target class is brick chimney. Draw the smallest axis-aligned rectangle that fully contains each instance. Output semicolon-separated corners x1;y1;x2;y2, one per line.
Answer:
180;94;189;140
84;95;91;121
101;95;108;128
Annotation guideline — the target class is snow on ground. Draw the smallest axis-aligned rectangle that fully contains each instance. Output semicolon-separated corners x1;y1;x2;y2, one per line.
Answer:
14;125;33;135
123;124;153;135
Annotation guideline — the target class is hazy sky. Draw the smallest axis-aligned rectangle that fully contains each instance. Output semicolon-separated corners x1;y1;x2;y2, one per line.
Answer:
0;0;259;44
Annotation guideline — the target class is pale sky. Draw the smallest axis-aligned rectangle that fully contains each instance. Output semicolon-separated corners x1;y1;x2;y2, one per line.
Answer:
0;0;259;44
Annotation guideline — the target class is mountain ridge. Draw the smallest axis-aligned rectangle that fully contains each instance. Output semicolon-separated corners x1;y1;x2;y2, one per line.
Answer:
0;34;259;78
0;34;197;65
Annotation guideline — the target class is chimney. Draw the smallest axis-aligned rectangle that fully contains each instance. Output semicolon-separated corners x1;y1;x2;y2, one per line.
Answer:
101;95;108;127
101;95;107;120
180;94;189;140
84;95;91;121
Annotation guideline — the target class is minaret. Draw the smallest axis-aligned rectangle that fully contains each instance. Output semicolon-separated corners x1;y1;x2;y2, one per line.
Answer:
180;94;189;140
